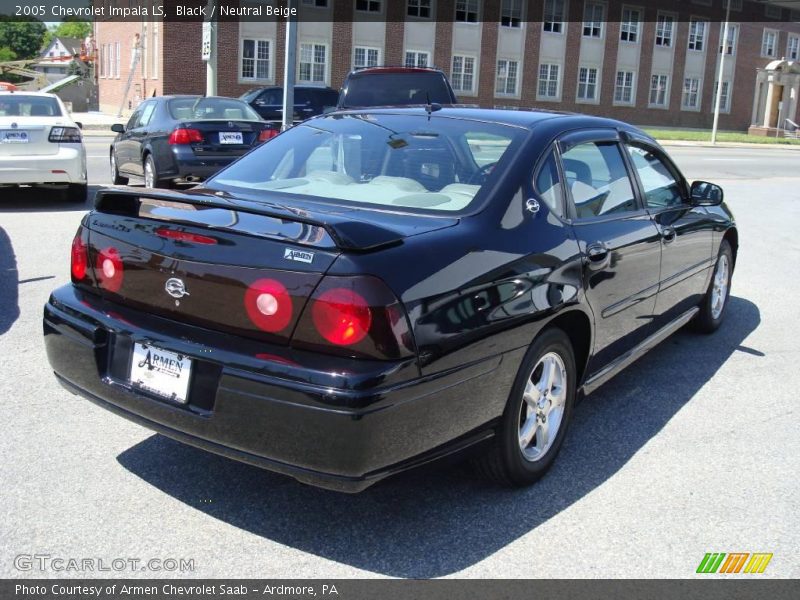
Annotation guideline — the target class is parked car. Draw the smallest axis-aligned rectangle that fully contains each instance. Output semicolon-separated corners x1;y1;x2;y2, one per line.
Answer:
0;91;86;202
109;95;275;188
338;66;458;108
240;85;339;125
45;108;737;492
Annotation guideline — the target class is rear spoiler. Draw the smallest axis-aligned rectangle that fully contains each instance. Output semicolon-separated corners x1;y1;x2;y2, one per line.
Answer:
94;187;456;252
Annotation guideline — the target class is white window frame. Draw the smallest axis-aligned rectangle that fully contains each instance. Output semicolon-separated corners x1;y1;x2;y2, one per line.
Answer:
712;80;731;113
582;2;604;39
353;46;381;69
576;65;600;103
537;63;562;101
614;70;635;105
655;13;675;48
688;19;707;52
240;38;273;82
543;0;566;34
455;0;479;23
451;54;477;94
406;0;432;19
495;58;520;96
719;23;737;55
788;35;800;61
298;42;329;84
501;0;524;28
404;50;430;68
115;41;121;78
620;7;641;44
355;0;382;13
681;77;702;111
649;74;669;108
151;23;158;79
761;29;778;58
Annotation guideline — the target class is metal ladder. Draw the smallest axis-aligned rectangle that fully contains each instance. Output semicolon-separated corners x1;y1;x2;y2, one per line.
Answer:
116;38;142;117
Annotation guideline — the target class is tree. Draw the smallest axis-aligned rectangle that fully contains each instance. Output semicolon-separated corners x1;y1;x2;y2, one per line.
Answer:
43;20;92;49
0;47;16;62
0;17;47;60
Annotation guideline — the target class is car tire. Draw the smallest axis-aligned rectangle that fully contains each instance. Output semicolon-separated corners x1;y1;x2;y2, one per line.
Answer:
65;184;87;204
694;239;733;334
110;151;128;185
144;154;171;189
474;327;576;487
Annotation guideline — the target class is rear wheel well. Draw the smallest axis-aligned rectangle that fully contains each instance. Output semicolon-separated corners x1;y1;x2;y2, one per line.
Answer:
723;227;738;269
545;311;592;386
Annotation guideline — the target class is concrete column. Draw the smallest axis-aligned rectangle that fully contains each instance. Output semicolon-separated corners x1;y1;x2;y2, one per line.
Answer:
763;79;775;128
751;71;765;125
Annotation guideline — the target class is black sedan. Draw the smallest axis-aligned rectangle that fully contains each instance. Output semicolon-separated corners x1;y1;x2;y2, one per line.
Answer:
240;85;339;125
109;95;276;189
45;108;736;492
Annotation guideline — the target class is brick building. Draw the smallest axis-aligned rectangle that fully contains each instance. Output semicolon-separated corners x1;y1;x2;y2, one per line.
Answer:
95;0;800;131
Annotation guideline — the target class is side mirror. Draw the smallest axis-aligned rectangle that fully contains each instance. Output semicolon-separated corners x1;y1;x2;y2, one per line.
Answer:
74;121;83;129
690;181;724;206
110;123;125;134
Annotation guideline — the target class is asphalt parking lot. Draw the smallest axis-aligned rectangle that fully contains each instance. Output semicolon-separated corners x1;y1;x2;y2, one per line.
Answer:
1;140;798;578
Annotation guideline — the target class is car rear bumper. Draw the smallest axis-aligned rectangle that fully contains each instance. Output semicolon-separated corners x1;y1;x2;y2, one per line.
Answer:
165;147;248;182
43;285;508;492
0;146;86;185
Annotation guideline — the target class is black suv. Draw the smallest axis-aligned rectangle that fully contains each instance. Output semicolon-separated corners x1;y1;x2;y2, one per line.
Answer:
338;66;458;109
240;85;339;125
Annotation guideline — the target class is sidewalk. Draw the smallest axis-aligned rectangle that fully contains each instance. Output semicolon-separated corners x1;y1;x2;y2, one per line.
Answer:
71;111;125;135
656;139;800;151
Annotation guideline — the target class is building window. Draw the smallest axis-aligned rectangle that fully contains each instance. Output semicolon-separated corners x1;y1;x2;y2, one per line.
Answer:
614;70;635;104
98;45;105;78
682;77;701;109
688;19;707;52
354;46;380;69
241;39;271;80
496;59;519;95
543;0;565;34
299;43;327;83
655;14;674;47
583;2;604;38
620;8;641;43
712;80;730;112
451;55;476;93
407;0;431;18
577;66;598;101
455;0;479;23
538;63;561;99
501;0;523;28
355;0;381;12
649;74;669;107
761;29;778;58
115;41;121;78
302;0;328;6
789;36;800;61
729;0;743;10
719;24;737;55
765;3;782;19
151;23;158;79
405;50;430;67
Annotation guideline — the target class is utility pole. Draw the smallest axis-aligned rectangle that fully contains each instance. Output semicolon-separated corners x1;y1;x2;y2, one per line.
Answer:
203;0;217;96
282;0;298;131
711;0;731;145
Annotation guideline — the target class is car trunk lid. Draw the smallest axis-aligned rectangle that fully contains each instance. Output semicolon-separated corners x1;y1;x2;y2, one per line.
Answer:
176;119;266;158
0;117;60;156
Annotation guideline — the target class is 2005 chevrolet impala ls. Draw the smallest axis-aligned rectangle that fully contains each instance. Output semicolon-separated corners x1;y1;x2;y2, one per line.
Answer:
43;107;736;492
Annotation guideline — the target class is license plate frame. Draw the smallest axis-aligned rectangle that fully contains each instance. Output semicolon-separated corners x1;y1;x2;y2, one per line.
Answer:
129;342;192;404
0;131;29;144
219;131;243;145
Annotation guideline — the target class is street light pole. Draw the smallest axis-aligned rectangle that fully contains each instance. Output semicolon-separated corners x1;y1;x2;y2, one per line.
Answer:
204;0;218;96
711;0;731;145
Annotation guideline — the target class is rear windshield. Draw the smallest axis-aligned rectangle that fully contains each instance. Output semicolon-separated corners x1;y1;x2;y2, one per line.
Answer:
208;113;524;215
0;95;62;117
342;73;453;107
168;97;261;121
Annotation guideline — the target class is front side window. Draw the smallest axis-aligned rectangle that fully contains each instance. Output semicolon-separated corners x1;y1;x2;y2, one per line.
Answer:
561;141;638;218
208;114;525;215
626;144;684;209
299;43;327;83
620;8;641;43
543;0;565;33
655;14;674;47
455;0;479;22
583;2;604;38
682;77;701;109
496;59;519;95
688;19;707;51
577;66;598;101
649;74;669;107
452;55;476;93
538;63;561;99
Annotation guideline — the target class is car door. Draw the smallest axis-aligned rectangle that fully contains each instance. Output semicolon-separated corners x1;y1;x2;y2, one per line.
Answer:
623;139;715;327
125;100;157;177
115;107;143;174
558;130;663;375
253;88;283;122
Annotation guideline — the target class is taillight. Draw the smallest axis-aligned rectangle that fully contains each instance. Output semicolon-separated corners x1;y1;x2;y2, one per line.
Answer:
49;126;82;143
70;232;88;282
258;128;279;142
95;246;124;292
244;278;293;333
168;128;204;145
292;276;414;360
155;227;217;245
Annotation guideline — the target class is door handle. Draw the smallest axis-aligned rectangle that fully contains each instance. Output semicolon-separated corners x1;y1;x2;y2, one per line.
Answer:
586;242;610;270
661;227;676;244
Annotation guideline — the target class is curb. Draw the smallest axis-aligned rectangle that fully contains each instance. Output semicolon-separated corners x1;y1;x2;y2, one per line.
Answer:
656;139;800;151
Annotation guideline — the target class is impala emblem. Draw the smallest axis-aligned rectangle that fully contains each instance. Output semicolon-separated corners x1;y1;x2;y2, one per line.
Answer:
165;278;189;299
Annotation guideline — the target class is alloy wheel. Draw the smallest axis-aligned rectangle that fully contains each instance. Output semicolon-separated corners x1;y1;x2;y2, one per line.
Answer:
711;254;729;320
144;159;154;188
518;352;567;462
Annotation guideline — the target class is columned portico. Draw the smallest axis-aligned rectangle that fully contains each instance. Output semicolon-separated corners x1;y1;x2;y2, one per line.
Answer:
749;60;800;136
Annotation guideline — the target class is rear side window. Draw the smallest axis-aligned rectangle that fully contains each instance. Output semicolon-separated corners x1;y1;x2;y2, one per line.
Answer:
534;150;564;218
625;144;685;209
342;73;453;107
561;141;638;218
0;95;61;117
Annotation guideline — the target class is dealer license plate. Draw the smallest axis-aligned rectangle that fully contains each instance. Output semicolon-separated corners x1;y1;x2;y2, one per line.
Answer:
0;131;29;143
219;131;243;144
129;342;192;404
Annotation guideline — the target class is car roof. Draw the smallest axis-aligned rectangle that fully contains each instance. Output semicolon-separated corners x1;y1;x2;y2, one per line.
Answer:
349;66;445;75
0;91;59;98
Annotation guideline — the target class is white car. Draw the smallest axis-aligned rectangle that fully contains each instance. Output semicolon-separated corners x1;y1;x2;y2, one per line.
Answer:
0;91;87;202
